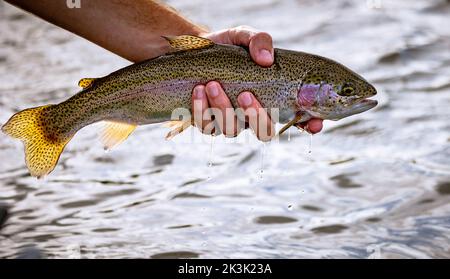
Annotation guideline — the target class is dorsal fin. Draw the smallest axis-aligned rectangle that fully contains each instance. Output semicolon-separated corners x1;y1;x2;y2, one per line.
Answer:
78;78;97;89
162;35;214;52
100;121;137;150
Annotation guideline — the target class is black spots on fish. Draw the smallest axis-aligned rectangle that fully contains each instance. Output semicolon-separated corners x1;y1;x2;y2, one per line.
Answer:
3;104;72;177
281;50;366;95
50;45;342;138
334;98;345;105
305;75;323;85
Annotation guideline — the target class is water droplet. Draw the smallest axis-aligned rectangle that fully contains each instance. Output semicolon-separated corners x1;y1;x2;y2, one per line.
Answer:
207;136;215;180
208;135;215;167
259;143;266;179
308;134;313;154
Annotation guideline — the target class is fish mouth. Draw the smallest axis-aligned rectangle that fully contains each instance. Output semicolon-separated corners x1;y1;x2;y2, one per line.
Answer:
349;98;378;114
306;97;378;121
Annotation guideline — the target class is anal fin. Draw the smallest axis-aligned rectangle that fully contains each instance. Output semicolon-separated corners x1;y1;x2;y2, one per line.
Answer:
100;121;137;150
164;120;192;140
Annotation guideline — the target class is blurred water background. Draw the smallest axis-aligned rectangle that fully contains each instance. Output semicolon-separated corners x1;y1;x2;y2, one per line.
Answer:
0;0;449;258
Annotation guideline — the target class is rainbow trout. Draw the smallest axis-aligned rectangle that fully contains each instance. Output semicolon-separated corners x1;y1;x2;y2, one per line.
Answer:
1;36;377;177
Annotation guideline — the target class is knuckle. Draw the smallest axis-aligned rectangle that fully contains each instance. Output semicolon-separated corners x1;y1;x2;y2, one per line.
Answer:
235;25;252;31
193;84;205;90
255;31;272;40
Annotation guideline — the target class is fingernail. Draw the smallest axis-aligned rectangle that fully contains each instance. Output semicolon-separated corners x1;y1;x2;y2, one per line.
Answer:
207;83;219;98
239;92;253;107
259;49;273;63
194;87;204;99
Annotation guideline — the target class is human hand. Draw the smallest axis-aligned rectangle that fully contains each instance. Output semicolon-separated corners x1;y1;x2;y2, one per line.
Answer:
192;26;323;141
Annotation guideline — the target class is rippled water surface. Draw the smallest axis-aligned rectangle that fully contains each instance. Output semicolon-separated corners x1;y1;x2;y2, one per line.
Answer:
1;0;449;258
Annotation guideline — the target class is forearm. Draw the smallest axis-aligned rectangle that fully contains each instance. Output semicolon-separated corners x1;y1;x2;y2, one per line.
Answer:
6;0;207;62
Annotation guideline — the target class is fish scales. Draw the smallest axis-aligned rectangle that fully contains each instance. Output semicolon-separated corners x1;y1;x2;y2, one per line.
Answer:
1;35;377;177
60;44;292;131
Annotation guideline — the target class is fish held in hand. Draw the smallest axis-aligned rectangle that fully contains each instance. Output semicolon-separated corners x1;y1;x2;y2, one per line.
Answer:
1;35;377;177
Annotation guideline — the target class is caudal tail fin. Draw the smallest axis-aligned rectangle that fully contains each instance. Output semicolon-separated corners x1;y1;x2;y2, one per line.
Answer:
1;105;73;178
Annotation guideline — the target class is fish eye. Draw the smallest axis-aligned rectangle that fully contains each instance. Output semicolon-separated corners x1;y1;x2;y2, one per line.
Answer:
338;83;354;96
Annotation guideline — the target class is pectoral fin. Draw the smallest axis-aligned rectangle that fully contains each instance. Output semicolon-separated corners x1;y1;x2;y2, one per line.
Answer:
162;35;214;52
278;114;303;136
100;121;137;150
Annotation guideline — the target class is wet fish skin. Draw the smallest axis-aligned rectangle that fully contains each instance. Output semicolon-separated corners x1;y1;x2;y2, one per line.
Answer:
1;36;377;177
58;43;376;127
